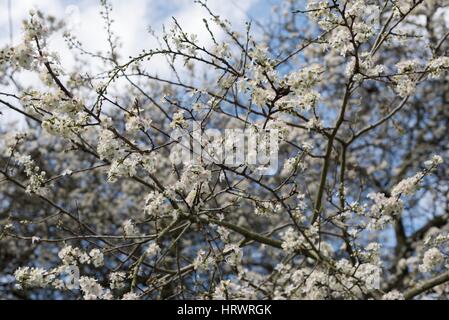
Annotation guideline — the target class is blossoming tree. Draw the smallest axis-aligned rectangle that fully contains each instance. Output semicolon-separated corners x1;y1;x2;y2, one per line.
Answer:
1;0;449;300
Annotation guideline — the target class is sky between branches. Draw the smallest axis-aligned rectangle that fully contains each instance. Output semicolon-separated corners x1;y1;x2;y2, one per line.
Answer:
0;0;273;127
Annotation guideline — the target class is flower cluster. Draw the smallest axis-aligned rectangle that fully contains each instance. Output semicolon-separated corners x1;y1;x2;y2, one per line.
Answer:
3;0;449;301
419;248;445;273
16;155;47;195
58;246;104;268
79;277;111;300
394;60;421;97
367;156;443;229
123;220;140;237
14;267;51;288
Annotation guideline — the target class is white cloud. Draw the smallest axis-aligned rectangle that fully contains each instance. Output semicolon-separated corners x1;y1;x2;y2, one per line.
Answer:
0;0;260;128
1;0;259;65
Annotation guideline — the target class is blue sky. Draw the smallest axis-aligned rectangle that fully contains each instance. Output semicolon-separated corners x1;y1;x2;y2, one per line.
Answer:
0;0;275;64
0;0;278;127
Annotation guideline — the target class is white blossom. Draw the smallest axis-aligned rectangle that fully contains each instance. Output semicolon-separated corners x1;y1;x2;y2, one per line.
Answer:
382;290;405;300
14;267;51;288
122;292;140;300
123;220;140;237
79;277;105;300
170;111;188;129
419;248;445;273
145;242;161;259
3;0;449;302
89;249;104;268
109;272;127;290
